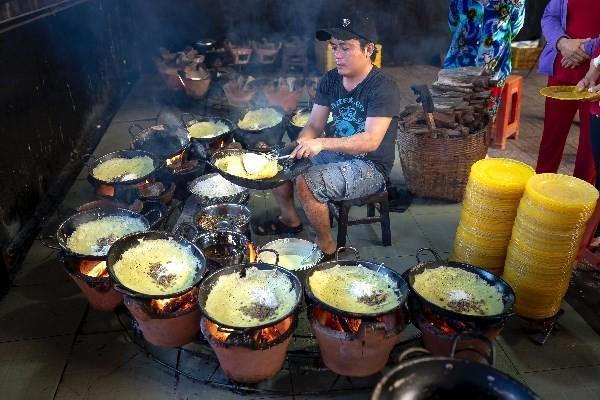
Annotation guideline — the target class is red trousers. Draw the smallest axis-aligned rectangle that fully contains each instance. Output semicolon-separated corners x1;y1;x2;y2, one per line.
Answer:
536;60;596;184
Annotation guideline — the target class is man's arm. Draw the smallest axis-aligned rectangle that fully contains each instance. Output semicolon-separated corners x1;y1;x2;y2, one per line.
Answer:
291;116;392;158
298;104;330;141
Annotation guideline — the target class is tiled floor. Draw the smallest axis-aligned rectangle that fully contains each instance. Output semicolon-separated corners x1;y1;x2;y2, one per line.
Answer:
1;66;598;399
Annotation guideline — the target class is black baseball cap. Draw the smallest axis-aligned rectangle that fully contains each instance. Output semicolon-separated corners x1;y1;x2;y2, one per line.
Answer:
316;15;378;44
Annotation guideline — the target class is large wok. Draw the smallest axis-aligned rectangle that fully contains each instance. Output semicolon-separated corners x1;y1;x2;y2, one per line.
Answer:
372;334;539;400
404;248;515;329
209;146;311;190
106;230;207;299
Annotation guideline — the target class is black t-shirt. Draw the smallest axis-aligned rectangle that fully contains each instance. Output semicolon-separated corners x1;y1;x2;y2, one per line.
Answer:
313;67;401;178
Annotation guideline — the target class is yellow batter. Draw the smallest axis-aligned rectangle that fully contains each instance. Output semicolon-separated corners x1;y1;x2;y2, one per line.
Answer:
215;154;280;179
308;264;401;314
187;121;230;138
204;267;296;327
238;108;282;130
92;156;154;182
412;266;504;316
112;238;199;295
66;216;147;256
291;111;333;127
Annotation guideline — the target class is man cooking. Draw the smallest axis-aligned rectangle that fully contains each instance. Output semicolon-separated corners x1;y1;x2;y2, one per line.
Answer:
253;15;401;258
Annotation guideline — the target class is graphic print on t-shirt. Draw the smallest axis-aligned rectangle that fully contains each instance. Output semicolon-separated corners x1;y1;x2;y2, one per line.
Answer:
330;97;366;137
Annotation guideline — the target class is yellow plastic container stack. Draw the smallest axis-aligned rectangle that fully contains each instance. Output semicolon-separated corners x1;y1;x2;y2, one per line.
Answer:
453;158;535;275
502;174;599;319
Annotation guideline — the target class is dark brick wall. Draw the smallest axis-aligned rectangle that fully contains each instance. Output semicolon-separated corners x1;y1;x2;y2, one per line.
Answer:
0;0;138;262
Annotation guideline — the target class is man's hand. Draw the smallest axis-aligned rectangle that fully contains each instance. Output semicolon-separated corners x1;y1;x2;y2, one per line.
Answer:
557;37;590;67
290;138;324;159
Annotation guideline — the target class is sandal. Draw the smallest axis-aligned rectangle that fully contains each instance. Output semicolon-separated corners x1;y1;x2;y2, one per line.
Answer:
252;217;303;236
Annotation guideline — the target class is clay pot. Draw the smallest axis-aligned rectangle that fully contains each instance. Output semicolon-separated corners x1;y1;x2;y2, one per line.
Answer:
67;271;122;311
124;296;200;348
412;308;503;362
200;316;293;383
310;316;402;377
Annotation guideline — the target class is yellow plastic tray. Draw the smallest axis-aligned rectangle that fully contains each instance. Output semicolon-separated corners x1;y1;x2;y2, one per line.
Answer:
525;174;598;214
539;85;600;101
470;158;535;194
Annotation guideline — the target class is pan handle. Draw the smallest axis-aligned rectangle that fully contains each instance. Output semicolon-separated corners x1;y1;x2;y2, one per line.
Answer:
81;153;98;168
450;332;495;366
397;347;431;363
256;248;279;266
181;113;197;127
173;222;200;242
113;283;141;298
415;248;441;263
335;246;359;261
39;235;62;251
128;124;146;138
143;207;163;228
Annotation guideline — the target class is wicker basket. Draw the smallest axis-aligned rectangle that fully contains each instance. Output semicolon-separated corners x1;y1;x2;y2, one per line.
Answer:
397;124;489;202
511;46;542;70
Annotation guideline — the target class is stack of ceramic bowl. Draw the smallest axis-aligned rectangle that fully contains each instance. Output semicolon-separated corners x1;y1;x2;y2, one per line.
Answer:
453;158;535;275
502;174;598;319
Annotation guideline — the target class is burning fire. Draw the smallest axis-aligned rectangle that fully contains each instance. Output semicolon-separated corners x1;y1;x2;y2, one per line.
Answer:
150;288;198;316
248;243;257;263
97;184;115;197
205;315;293;345
78;259;108;278
312;305;362;334
166;152;185;168
166;150;199;174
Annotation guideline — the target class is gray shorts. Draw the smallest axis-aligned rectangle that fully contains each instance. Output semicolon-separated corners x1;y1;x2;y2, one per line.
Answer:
302;151;385;203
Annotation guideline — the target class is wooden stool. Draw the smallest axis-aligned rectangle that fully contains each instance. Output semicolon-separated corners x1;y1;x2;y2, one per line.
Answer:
493;74;523;149
328;190;391;248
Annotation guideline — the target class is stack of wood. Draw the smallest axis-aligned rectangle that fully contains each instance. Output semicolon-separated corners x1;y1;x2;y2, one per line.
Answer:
400;67;492;137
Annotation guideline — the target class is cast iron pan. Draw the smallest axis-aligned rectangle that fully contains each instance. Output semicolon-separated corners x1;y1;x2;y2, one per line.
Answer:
129;123;190;161
405;248;515;325
372;336;539;400
106;230;207;299
209;144;311;190
304;247;409;319
87;149;162;187
197;260;303;331
54;207;157;260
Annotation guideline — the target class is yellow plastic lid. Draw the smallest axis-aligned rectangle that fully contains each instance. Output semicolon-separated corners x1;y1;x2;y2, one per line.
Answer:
525;174;598;214
470;158;535;194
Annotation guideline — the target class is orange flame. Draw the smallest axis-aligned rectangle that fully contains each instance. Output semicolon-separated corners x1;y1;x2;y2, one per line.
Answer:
97;184;115;197
248;243;257;263
205;315;293;345
150;288;198;315
78;260;108;278
312;305;362;333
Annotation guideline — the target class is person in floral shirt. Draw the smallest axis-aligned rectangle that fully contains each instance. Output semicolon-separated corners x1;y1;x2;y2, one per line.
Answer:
443;0;526;115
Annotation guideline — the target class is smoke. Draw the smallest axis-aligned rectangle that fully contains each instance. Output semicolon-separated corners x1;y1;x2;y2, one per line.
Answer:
131;0;452;67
